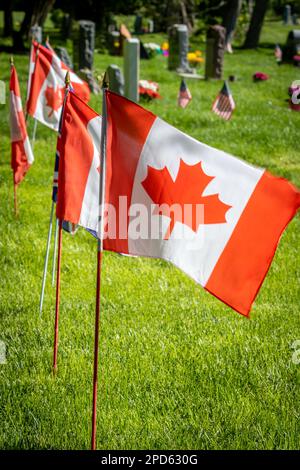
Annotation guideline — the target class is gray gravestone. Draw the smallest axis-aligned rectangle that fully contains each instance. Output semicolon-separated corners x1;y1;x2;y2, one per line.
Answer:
124;39;140;102
107;65;124;95
283;5;292;25
148;20;154;33
107;31;121;56
73;20;99;94
205;25;226;80
55;47;73;69
134;15;143;34
168;24;193;73
30;24;42;43
77;20;95;70
108;24;116;33
62;14;72;40
284;29;300;60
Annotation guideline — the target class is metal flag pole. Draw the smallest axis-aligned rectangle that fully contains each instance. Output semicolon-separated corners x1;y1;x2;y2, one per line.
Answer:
51;217;59;286
39;200;54;314
31;119;38;148
91;74;108;451
29;44;40;145
52;71;71;372
53;219;63;373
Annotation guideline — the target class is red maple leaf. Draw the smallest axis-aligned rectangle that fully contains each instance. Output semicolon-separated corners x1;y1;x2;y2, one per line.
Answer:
141;159;231;239
44;85;64;117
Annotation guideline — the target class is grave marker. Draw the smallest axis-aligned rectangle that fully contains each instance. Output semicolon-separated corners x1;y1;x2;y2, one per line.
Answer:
205;25;226;80
168;24;192;73
124;38;140;102
107;65;125;95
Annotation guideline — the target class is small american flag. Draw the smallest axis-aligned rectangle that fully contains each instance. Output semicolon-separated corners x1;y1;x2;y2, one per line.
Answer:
178;79;192;108
212;81;235;121
275;44;282;63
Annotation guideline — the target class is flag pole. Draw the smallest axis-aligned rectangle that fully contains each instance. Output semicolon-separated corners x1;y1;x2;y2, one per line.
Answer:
53;219;63;373
52;71;71;372
29;44;40;145
13;183;18;217
31;119;38;148
91;73;108;451
52;217;59;286
39;200;54;314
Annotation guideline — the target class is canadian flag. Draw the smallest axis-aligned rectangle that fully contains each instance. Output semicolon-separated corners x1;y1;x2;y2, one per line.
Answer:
26;41;90;131
56;90;101;227
10;64;34;185
56;91;300;317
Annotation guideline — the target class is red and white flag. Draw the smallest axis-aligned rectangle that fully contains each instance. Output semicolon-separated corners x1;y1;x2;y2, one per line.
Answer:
10;63;34;185
212;81;235;120
178;79;192;109
57;91;300;317
26;41;90;131
56;90;101;231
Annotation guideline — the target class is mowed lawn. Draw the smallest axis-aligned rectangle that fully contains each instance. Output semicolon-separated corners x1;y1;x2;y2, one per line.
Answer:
0;19;299;450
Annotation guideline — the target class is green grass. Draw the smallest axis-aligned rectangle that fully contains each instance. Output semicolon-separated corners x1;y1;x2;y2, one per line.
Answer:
0;20;300;450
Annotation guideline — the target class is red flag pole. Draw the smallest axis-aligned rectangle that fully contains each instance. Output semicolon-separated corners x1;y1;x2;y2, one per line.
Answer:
91;75;108;451
53;219;62;373
13;183;18;217
52;71;71;373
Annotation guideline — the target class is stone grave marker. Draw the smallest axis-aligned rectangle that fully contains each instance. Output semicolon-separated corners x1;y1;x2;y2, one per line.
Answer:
30;24;42;43
168;24;193;73
283;5;292;25
106;65;125;95
205;25;226;80
120;24;131;54
124;38;140;102
73;20;99;94
107;31;121;55
55;47;73;69
148;20;154;33
134;15;143;34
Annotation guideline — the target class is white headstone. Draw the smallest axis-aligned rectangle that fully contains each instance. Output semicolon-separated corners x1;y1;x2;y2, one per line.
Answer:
124;38;140;102
148;20;154;33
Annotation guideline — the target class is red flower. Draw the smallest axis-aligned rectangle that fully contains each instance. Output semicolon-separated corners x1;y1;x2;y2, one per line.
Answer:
253;72;269;81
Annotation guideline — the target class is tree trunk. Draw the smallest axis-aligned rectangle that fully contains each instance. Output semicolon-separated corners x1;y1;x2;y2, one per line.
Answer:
243;0;269;49
3;1;13;37
31;0;56;28
222;0;242;46
13;0;55;51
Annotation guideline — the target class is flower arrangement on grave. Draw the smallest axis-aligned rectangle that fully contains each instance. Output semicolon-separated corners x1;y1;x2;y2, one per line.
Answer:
139;80;161;100
187;50;204;68
161;42;169;57
253;72;269;81
144;42;161;58
288;83;300;111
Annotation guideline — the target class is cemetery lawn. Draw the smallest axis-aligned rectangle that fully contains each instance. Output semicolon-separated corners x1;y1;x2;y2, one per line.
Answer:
0;20;299;450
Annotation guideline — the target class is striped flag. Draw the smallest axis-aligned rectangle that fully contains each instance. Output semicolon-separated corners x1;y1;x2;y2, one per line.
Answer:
178;79;192;109
212;81;235;121
27;41;90;131
10;63;34;185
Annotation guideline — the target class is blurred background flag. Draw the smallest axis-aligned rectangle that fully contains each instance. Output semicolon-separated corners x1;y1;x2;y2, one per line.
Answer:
10;61;34;187
178;79;192;109
212;81;235;121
